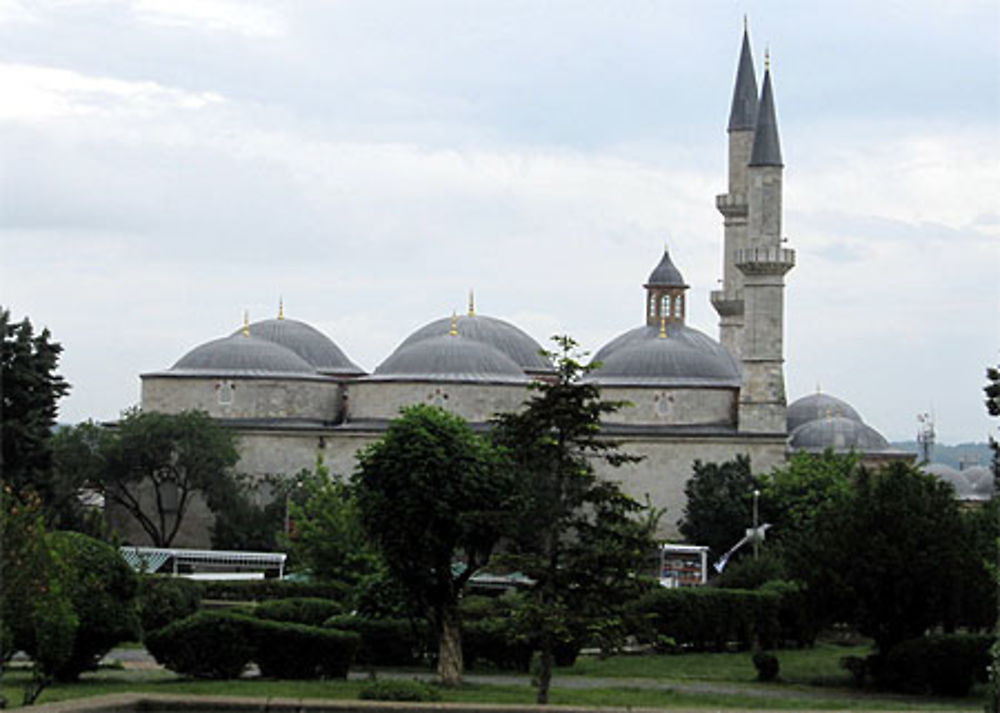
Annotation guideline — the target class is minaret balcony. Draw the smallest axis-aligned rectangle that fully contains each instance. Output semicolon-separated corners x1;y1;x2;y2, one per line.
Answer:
710;289;743;317
716;193;748;218
735;246;795;275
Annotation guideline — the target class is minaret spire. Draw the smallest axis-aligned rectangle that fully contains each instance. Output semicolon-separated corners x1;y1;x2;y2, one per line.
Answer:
728;23;758;132
749;59;783;167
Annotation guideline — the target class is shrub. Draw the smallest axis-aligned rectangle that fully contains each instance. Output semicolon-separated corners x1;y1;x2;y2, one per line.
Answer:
251;618;359;679
46;531;140;681
627;587;780;652
358;679;440;702
200;579;351;603
752;651;780;682
136;576;202;636
878;634;993;696
463;617;533;672
323;615;427;666
145;610;256;679
254;597;344;627
758;579;816;648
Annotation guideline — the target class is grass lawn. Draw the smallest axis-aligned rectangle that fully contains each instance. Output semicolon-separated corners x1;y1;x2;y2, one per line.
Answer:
0;643;984;712
564;642;872;687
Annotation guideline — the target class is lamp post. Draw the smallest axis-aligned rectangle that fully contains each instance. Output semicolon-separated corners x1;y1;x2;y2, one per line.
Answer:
752;489;760;560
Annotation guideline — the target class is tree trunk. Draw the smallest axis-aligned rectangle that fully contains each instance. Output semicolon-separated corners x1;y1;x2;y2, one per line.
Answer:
536;629;553;704
437;602;463;687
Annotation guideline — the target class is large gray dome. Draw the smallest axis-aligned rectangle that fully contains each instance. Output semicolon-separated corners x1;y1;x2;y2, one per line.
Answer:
371;334;530;384
787;393;862;432
397;314;553;373
171;334;317;377
233;318;364;376
587;324;740;386
788;416;889;453
922;463;995;501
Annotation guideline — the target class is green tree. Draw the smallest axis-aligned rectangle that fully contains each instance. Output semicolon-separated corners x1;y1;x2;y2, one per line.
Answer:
677;455;756;562
1;308;75;525
282;458;380;585
807;462;965;653
352;404;510;686
985;364;1000;713
492;336;657;704
56;409;240;546
209;472;289;552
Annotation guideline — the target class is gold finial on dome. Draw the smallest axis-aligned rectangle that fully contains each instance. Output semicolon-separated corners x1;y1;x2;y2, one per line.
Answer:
449;311;458;336
658;315;667;339
242;310;250;337
816;382;822;394
278;297;285;320
468;289;475;317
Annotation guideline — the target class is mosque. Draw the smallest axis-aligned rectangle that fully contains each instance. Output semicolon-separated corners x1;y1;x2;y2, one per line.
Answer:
130;28;906;547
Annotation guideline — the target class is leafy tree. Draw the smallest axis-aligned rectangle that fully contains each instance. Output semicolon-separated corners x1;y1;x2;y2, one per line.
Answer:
281;458;381;585
0;308;76;526
209;472;289;552
805;462;965;653
985;364;1000;713
56;409;240;546
492;336;658;704
352;404;510;686
677;455;757;562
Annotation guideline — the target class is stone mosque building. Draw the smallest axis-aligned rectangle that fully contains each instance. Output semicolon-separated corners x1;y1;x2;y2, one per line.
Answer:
132;29;903;546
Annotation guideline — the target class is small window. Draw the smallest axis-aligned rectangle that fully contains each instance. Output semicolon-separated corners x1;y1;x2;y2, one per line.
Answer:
217;381;234;405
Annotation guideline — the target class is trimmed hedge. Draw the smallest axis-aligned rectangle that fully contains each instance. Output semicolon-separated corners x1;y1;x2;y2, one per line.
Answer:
359;680;441;702
146;609;360;679
254;597;344;627
145;610;256;679
137;576;202;636
200;579;351;603
878;634;993;696
626;587;782;652
252;618;359;679
323;615;428;666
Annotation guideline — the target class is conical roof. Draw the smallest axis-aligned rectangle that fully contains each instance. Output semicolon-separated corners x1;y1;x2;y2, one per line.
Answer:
728;28;758;132
749;65;783;167
645;248;687;287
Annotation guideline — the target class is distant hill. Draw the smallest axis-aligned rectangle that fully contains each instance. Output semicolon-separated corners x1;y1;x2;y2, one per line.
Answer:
889;440;994;470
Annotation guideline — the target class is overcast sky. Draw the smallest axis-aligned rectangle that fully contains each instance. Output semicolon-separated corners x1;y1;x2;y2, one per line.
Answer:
2;1;998;445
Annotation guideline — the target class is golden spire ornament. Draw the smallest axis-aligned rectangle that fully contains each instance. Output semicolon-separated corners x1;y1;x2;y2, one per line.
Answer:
659;315;667;339
449;311;458;336
468;290;476;317
242;310;250;337
278;297;285;320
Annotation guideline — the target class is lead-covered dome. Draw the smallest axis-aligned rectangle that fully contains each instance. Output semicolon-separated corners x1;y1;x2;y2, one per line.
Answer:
645;248;687;287
170;334;317;377
787;393;862;432
788;416;889;453
371;334;529;384
396;313;552;374
587;324;740;386
233;318;364;376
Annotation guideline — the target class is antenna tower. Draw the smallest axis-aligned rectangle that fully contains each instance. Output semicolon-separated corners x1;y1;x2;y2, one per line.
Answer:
916;412;935;463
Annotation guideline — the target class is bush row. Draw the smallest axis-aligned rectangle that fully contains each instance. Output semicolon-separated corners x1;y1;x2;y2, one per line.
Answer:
145;610;359;679
626;583;814;652
199;579;352;603
878;634;992;697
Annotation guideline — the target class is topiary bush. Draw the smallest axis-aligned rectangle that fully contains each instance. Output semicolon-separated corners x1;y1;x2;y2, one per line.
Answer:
251;618;359;679
254;597;344;627
45;531;140;681
136;576;203;636
878;634;993;696
323;614;428;666
145;610;256;679
358;679;441;702
200;579;351;603
752;651;780;681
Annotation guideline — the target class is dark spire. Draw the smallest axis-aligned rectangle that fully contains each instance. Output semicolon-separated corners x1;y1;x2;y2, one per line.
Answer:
727;25;758;132
749;57;783;167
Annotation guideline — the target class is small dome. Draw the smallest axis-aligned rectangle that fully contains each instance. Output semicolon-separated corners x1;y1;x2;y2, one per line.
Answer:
234;318;364;376
171;334;316;376
371;335;529;383
587;324;740;386
923;463;995;501
962;465;995;499
645;249;687;287
787;393;863;432
788;416;889;453
396;314;553;373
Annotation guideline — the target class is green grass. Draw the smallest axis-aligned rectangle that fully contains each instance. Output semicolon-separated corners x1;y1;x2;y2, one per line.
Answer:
565;642;871;686
0;642;984;712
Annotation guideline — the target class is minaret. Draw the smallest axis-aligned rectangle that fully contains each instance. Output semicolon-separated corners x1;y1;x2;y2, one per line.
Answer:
711;22;758;358
643;247;689;328
735;52;795;434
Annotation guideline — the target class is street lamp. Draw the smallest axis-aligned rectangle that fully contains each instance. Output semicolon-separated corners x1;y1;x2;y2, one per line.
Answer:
752;489;760;560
